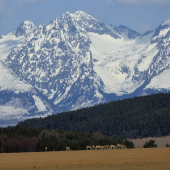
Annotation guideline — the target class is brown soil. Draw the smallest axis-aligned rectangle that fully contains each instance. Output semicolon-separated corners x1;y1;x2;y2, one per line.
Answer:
0;148;170;170
129;136;170;148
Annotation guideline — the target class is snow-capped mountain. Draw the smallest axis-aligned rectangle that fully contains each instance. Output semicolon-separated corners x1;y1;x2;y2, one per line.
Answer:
0;60;53;126
1;11;170;126
0;31;53;126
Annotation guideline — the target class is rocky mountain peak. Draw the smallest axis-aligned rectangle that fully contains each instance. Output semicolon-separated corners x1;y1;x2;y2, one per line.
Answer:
15;20;36;37
142;30;154;37
73;11;95;20
161;19;170;26
117;25;141;39
151;19;170;43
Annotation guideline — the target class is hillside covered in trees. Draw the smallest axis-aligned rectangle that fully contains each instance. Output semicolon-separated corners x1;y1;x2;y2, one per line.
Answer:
0;126;134;153
18;93;170;139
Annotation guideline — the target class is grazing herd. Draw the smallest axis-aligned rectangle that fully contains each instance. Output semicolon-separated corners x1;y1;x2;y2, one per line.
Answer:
65;144;127;151
45;144;127;151
85;144;127;150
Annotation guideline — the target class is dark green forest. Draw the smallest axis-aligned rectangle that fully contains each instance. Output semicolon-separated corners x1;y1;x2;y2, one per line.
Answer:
0;126;134;153
18;93;170;138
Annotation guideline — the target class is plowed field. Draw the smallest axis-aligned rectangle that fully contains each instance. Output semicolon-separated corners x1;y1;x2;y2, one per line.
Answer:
0;148;170;170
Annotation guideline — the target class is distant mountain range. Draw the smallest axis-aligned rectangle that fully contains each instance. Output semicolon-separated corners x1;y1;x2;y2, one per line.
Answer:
1;11;170;126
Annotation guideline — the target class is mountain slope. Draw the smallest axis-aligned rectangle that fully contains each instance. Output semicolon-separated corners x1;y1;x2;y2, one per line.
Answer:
0;60;54;126
1;11;170;125
5;12;112;112
18;92;170;138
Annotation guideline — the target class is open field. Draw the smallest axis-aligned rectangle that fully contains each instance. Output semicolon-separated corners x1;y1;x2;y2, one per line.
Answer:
130;136;170;148
0;148;170;170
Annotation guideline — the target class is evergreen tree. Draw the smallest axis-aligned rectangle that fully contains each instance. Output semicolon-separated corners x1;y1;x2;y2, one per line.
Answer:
143;140;157;148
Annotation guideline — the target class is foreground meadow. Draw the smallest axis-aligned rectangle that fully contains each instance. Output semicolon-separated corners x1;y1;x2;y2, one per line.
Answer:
0;148;170;170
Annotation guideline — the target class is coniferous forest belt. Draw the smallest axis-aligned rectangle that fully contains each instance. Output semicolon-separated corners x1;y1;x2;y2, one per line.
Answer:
18;93;170;139
0;126;134;153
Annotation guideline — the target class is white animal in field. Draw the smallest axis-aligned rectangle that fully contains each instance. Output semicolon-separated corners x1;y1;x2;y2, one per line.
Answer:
66;146;71;151
117;144;127;149
45;147;47;152
102;145;110;150
117;144;122;149
120;144;127;149
86;145;92;150
95;145;102;150
109;145;117;149
92;145;96;150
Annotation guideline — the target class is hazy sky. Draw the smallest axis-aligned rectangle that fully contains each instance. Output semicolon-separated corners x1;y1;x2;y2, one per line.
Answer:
1;0;170;35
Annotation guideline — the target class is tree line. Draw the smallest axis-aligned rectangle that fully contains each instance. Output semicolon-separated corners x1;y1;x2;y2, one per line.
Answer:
18;93;170;139
0;126;134;153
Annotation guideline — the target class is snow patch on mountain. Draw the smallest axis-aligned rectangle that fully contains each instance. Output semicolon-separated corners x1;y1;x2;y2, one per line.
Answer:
0;106;28;118
136;43;159;72
0;33;24;60
144;69;170;91
88;32;155;95
0;61;32;92
161;19;170;26
158;28;170;37
32;95;47;112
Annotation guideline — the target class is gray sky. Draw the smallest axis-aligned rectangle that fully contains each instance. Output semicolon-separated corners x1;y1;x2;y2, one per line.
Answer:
1;0;170;35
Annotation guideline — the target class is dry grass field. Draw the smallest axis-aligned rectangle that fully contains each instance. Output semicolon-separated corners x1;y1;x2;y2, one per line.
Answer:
0;148;170;170
130;136;170;148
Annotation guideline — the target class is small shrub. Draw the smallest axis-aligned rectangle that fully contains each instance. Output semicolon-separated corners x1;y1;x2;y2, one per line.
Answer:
166;143;170;147
143;140;157;148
